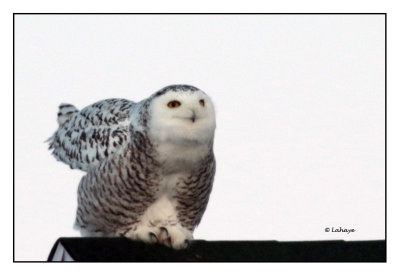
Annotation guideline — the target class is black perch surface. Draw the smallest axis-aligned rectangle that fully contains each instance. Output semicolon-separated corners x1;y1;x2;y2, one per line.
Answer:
48;238;386;262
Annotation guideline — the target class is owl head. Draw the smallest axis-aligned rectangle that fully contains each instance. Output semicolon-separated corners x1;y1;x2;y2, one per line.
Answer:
147;85;216;145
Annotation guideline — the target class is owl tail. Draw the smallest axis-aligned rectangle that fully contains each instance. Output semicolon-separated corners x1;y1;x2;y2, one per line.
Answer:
57;103;79;126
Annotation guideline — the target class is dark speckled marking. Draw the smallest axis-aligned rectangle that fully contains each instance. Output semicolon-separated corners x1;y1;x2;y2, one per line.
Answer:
153;84;199;97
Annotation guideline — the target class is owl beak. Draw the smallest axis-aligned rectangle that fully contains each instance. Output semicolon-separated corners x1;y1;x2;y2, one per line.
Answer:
190;111;196;123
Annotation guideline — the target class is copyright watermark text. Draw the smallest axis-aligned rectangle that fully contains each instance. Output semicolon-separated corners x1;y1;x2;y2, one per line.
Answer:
325;227;356;234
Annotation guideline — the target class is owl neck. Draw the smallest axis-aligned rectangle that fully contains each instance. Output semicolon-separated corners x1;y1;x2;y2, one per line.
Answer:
155;140;212;175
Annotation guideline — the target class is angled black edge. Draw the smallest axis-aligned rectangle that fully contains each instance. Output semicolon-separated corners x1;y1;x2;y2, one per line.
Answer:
47;238;386;262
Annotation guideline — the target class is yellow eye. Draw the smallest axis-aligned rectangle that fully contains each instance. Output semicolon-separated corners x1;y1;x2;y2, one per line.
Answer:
167;100;181;108
199;99;205;107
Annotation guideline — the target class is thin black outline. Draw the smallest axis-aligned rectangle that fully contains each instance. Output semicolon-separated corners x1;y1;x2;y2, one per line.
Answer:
385;13;387;244
13;13;387;263
14;13;386;15
13;13;15;263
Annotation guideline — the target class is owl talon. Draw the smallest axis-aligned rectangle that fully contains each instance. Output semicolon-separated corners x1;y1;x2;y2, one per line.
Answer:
149;232;159;243
166;237;172;247
183;239;190;248
159;227;172;247
126;223;193;250
159;227;169;237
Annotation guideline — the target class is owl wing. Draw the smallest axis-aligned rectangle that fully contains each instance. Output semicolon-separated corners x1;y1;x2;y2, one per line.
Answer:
48;98;135;171
176;151;216;231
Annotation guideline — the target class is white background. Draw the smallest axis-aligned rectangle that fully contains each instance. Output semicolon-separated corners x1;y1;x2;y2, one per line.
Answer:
14;14;385;261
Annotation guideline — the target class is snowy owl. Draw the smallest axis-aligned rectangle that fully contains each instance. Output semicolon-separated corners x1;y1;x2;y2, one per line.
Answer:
48;84;216;249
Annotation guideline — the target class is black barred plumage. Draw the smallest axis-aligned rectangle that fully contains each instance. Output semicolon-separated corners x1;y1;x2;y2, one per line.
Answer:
48;85;216;249
175;149;216;231
75;128;160;234
48;99;134;171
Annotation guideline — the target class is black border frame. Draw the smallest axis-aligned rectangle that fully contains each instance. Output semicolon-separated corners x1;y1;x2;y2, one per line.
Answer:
13;13;387;263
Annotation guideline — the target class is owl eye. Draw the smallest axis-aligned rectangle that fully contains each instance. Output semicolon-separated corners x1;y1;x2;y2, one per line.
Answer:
167;100;181;108
199;99;205;107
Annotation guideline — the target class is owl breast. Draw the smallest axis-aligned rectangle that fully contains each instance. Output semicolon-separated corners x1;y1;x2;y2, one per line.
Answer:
147;142;208;220
157;173;186;197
